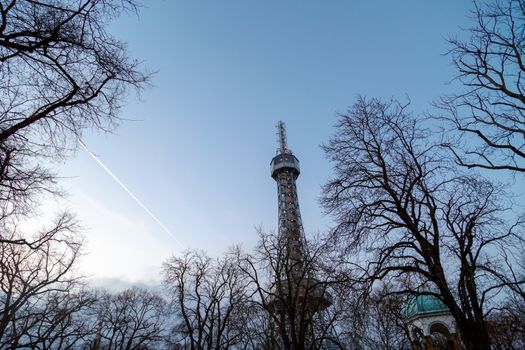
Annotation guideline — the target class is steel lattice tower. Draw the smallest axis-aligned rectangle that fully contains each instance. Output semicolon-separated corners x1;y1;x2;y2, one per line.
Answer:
267;122;332;348
271;121;306;279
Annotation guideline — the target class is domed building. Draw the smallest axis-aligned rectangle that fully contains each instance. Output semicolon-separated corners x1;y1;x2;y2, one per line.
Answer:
405;291;461;350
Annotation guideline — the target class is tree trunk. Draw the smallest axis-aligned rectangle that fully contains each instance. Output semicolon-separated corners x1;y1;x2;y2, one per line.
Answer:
457;318;491;350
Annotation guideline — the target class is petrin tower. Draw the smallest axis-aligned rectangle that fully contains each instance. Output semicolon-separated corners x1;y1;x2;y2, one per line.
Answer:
267;121;332;347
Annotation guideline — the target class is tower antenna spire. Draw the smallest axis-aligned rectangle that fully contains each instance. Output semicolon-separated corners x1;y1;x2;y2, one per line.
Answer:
277;121;288;154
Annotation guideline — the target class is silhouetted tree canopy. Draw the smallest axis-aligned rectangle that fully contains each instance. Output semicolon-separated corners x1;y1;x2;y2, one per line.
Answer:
439;0;525;173
322;96;524;350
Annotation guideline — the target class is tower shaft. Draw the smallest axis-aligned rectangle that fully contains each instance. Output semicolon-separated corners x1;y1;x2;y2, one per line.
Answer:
267;122;332;349
274;159;304;275
270;125;304;278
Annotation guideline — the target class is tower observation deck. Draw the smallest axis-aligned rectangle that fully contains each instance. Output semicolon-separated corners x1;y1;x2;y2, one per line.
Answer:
268;121;332;317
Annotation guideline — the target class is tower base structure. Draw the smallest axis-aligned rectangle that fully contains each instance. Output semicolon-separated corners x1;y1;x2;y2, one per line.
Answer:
266;278;333;314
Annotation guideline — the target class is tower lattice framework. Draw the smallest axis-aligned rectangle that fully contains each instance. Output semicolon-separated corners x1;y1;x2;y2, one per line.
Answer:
267;122;332;349
271;121;306;279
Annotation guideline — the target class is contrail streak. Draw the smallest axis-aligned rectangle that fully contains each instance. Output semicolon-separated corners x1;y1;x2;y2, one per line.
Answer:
78;139;185;249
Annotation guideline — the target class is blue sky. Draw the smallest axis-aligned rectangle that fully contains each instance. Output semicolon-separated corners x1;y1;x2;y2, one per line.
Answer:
53;0;477;283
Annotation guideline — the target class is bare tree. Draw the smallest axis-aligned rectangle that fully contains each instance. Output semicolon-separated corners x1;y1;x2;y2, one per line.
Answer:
238;230;345;350
0;0;149;149
328;281;414;350
0;212;82;348
361;285;413;350
439;0;525;173
162;250;253;350
485;298;525;349
0;145;55;219
91;287;168;350
19;289;97;350
0;3;154;348
0;0;150;247
321;97;524;350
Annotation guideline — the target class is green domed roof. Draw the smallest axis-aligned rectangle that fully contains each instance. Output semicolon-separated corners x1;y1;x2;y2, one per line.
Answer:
406;291;449;318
